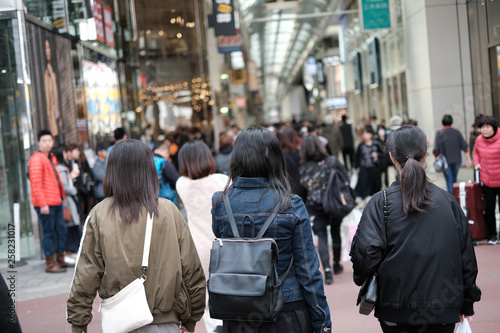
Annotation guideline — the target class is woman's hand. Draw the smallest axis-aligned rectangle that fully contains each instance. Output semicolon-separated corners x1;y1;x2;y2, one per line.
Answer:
459;314;472;323
180;325;191;333
474;164;481;170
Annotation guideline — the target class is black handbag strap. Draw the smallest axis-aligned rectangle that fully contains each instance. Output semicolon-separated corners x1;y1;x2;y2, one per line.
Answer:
437;130;445;154
223;196;279;239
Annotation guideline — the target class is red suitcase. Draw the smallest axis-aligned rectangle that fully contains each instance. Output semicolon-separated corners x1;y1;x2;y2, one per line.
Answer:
452;181;488;240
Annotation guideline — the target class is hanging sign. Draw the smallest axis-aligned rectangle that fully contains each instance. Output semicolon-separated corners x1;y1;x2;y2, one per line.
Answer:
218;34;242;53
103;4;115;48
93;0;105;43
360;0;391;30
212;0;236;36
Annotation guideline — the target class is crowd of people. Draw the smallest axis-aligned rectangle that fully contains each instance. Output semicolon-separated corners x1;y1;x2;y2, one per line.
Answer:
24;112;497;333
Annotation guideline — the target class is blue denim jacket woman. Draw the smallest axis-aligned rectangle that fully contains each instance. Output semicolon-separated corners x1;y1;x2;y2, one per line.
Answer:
211;127;331;333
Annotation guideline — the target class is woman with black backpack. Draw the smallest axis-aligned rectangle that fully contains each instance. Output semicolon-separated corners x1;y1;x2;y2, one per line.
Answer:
298;135;349;285
211;127;331;333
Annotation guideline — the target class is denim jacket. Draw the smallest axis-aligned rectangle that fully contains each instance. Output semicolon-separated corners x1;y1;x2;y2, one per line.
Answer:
212;177;332;333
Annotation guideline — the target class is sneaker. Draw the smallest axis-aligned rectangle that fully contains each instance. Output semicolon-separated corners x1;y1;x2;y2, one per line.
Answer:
487;239;498;245
333;263;344;275
324;269;333;285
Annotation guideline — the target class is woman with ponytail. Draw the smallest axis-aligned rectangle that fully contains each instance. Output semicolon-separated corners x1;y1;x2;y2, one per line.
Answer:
350;126;481;333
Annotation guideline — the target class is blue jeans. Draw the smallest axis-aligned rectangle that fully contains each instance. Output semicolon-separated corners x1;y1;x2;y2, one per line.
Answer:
443;163;461;193
35;205;67;257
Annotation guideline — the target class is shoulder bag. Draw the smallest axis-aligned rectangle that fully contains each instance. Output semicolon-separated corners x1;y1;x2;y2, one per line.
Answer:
434;131;448;172
99;213;154;333
357;189;388;315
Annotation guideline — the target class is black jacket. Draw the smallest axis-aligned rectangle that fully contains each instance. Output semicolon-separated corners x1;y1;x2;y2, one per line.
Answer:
350;182;481;324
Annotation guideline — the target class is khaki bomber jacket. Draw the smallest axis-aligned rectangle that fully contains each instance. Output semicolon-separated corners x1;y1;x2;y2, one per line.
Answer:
67;198;206;332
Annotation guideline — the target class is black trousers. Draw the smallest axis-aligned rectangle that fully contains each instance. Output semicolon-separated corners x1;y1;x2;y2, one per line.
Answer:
379;320;455;333
309;208;341;270
482;185;500;240
223;301;312;333
342;147;355;172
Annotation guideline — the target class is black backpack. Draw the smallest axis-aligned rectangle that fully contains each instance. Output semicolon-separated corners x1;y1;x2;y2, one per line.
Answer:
322;156;356;220
208;197;293;322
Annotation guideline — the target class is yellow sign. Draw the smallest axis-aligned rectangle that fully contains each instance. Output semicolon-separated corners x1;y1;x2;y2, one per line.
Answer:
217;4;232;13
231;69;247;84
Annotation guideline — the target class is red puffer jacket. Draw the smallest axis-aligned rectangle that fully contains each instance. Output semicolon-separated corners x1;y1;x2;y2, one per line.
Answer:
29;152;65;207
473;129;500;188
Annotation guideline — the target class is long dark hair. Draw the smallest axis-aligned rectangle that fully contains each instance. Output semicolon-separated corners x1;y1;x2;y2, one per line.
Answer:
299;135;328;163
103;139;159;223
386;126;433;215
52;145;68;165
178;140;216;179
278;127;299;153
217;126;291;212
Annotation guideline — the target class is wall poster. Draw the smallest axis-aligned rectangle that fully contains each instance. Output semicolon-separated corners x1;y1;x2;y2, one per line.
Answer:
26;22;77;144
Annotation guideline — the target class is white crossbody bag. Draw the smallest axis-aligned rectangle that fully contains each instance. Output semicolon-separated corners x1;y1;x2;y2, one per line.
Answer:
99;213;155;333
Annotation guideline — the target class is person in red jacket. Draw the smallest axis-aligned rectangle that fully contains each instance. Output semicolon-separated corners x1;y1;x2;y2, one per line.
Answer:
29;130;67;273
473;116;500;245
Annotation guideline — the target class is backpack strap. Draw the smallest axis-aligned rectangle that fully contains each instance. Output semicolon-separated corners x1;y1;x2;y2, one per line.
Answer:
223;195;279;239
278;256;294;285
256;207;279;239
223;196;240;238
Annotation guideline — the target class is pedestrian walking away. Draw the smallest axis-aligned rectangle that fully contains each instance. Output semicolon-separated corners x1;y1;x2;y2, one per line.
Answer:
212;126;331;333
351;125;481;333
67;139;205;333
176;140;228;333
299;135;345;285
433;114;471;194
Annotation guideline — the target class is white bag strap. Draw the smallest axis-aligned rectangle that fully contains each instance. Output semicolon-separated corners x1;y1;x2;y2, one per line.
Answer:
141;213;154;279
458;182;469;219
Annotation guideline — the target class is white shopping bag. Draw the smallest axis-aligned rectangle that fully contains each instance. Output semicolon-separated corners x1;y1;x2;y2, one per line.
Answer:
456;318;472;333
350;173;359;189
341;208;362;262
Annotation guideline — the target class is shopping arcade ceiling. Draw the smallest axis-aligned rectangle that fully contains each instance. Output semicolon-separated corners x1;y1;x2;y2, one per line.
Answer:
237;0;344;110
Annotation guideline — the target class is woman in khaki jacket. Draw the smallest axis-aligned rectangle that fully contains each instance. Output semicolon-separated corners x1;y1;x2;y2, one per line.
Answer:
67;139;205;333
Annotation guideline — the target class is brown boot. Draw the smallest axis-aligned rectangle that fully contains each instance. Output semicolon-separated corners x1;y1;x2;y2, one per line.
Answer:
56;252;74;268
45;256;66;273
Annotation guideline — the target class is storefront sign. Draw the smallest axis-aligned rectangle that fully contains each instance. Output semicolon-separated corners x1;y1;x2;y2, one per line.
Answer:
360;0;391;30
235;96;247;108
212;0;236;36
93;0;105;43
218;34;241;53
231;69;247;84
326;97;348;110
103;4;115;48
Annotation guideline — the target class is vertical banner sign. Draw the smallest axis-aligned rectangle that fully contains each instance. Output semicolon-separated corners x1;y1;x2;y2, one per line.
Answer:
213;0;236;36
360;0;391;30
103;4;115;47
93;0;105;43
368;37;382;86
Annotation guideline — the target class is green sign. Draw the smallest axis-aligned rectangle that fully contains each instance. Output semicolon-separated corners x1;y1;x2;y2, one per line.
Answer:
361;0;391;30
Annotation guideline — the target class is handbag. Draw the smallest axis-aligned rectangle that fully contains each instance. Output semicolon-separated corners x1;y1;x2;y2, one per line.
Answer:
99;213;154;333
63;201;72;222
434;131;448;172
356;189;388;315
208;197;293;322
